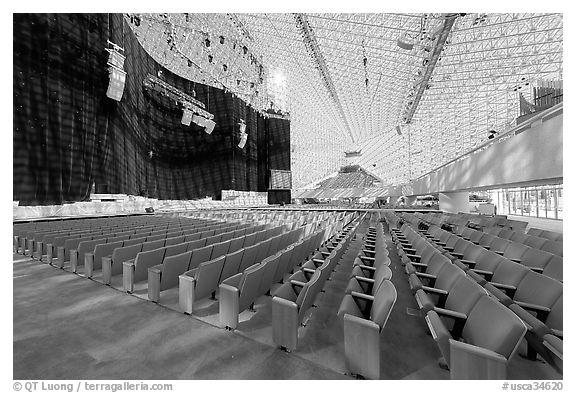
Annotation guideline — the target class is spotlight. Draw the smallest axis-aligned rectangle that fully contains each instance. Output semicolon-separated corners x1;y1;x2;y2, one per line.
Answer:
396;125;402;135
243;46;248;55
208;55;213;63
205;38;211;47
222;64;228;72
181;108;193;126
204;119;216;134
238;132;247;148
219;35;225;44
239;119;246;133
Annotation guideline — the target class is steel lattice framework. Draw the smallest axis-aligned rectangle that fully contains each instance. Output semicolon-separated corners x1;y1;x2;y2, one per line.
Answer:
127;12;562;188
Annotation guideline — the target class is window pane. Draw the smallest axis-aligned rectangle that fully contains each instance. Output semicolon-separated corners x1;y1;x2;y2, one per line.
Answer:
556;187;563;219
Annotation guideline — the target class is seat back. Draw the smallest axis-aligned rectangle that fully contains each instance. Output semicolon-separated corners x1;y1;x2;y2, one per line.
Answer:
498;229;515;240
489;237;511;254
521;248;554;270
527;228;543;237
93;240;123;269
142;239;166;252
513;270;563;308
463;296;527;361
478;233;496;248
211;240;231;260
542;255;563;281
146;234;164;242
258;254;281;295
243;232;258;248
434;263;465;292
296;270;322;323
541;240;562;256
503;242;530;261
160;251;193;290
469;230;484;244
445;275;486;315
188;245;214;271
546;295;562;331
124;236;147;246
491;260;530;287
184;232;201;242
254;239;272;264
274;246;294;283
134;247;167;282
372;266;393;295
523;235;548;249
370;280;397;331
186;238;207;251
219;248;245;283
423;252;449;275
164;242;188;258
112;243;143;271
238;243;259;273
474;251;505;272
238;263;266;311
194;255;227;297
165;235;186;246
228;236;245;254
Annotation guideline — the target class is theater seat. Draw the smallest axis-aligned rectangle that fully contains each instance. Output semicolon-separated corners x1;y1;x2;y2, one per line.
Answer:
220;262;266;330
178;255;226;313
341;280;397;379
415;275;487;338
272;270;323;352
426;295;527;379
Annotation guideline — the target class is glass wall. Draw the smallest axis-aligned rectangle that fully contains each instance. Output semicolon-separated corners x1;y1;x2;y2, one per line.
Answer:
486;184;563;220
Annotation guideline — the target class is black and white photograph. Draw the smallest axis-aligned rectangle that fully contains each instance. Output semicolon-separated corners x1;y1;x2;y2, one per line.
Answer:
9;1;569;389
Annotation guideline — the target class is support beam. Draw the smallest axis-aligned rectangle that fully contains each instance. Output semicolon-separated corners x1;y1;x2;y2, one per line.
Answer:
404;14;458;124
294;13;356;142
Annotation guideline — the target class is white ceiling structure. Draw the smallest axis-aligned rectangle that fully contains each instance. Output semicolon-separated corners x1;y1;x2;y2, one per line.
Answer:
127;12;563;189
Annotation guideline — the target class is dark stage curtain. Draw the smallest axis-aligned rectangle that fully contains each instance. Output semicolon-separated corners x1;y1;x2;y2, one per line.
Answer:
14;13;290;205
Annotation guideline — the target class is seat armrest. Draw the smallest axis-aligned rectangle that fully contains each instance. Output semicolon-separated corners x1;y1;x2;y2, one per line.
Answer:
471;268;494;281
529;266;544;273
451;252;464;259
551;329;563;339
350;291;374;302
514;300;551;322
491;282;517;297
290;279;306;288
415;272;436;281
406;254;422;261
509;258;522;263
359;265;376;272
421;286;448;297
434;307;467;321
355;276;375;284
302;267;316;274
495;251;504;256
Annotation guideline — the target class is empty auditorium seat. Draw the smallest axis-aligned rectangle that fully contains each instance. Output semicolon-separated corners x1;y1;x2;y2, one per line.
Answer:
340;280;397;379
426;295;527;379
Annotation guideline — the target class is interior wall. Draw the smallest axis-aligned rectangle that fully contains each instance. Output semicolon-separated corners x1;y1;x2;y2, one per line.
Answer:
13;13;290;205
409;114;562;195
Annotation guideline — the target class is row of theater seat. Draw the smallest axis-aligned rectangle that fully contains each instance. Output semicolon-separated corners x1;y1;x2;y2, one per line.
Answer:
50;220;235;270
425;225;563;281
68;220;232;272
400;213;562;281
389;221;528;379
33;217;216;263
123;224;277;293
16;216;203;257
479;226;562;256
411;211;529;232
337;221;396;379
387;213;563;377
219;228;323;330
271;216;363;352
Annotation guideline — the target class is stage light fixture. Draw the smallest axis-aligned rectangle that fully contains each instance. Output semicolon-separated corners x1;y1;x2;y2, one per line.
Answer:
181;108;193;125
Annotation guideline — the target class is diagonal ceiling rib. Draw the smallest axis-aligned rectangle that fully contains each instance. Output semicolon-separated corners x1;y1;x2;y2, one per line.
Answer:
294;13;356;143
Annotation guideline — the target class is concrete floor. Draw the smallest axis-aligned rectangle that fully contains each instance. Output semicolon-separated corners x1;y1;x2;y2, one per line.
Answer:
13;219;562;380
